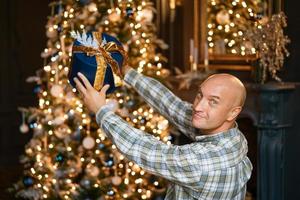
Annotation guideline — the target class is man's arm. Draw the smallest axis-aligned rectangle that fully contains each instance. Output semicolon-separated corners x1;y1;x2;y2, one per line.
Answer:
124;68;198;140
96;106;205;188
74;71;203;186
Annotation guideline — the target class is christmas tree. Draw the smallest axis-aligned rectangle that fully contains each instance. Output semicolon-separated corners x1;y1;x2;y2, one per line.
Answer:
12;0;170;199
207;0;265;55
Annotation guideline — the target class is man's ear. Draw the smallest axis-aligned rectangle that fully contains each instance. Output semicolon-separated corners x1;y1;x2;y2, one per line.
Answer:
226;106;242;121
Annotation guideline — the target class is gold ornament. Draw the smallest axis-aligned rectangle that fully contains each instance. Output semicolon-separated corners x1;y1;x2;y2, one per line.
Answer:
85;164;100;177
50;84;64;97
108;11;121;23
216;10;230;25
54;124;69;139
46;28;58;38
19;123;29;133
111;176;122;185
140;8;154;22
87;3;97;12
82;136;95;149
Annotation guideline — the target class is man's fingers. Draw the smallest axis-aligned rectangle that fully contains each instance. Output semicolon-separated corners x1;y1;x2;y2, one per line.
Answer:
100;84;110;94
74;77;86;96
77;72;93;90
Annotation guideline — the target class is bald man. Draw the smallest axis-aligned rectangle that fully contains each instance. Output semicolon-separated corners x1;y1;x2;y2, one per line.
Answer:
74;67;252;200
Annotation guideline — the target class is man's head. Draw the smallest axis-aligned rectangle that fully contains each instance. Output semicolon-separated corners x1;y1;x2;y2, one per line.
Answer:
192;73;246;134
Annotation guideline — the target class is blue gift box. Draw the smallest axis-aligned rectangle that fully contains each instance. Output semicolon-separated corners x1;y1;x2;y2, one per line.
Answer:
68;31;126;94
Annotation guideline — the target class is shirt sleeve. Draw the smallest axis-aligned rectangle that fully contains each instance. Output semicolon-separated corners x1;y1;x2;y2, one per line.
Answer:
124;69;198;140
96;106;203;187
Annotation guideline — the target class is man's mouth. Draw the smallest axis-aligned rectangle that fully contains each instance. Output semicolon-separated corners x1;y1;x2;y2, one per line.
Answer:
193;112;206;119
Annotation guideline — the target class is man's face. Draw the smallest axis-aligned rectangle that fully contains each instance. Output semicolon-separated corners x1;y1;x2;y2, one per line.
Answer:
192;78;235;133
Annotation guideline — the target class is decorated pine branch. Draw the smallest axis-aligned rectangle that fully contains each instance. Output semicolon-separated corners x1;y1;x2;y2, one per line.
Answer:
245;12;290;83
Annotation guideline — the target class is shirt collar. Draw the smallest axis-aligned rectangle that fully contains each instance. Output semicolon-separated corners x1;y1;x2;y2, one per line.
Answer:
194;122;239;142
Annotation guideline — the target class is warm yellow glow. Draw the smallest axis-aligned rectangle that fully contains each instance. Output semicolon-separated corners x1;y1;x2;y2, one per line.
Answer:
124;178;129;184
44;65;51;72
135;178;143;184
146;190;152;197
43;186;49;192
66;179;72;184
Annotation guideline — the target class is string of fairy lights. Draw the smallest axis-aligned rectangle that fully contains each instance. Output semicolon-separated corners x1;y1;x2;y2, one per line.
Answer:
207;0;263;55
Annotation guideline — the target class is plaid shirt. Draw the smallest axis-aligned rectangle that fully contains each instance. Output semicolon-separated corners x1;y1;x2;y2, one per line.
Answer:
96;69;253;200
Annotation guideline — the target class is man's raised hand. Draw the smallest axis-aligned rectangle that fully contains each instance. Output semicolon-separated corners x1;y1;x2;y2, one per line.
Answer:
74;72;110;114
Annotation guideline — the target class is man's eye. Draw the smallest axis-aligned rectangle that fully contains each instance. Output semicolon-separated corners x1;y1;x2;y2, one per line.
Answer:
210;99;218;105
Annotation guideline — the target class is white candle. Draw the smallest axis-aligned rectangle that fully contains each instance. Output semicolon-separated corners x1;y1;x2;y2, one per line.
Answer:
193;47;198;71
190;39;194;63
204;42;209;66
194;47;198;64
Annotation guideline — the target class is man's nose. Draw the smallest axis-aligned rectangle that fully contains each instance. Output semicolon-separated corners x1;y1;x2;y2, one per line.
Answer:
194;99;206;112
